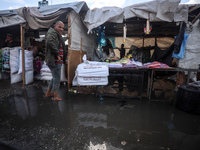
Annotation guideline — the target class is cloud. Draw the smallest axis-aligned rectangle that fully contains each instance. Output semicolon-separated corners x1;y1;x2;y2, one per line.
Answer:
3;0;25;4
8;5;21;9
83;0;126;9
186;0;200;4
2;0;28;9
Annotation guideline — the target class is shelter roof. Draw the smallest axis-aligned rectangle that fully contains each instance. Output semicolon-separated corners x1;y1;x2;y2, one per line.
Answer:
84;0;200;37
0;1;88;29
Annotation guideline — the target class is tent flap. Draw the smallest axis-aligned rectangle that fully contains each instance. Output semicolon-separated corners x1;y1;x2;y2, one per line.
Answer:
84;0;189;33
0;1;89;29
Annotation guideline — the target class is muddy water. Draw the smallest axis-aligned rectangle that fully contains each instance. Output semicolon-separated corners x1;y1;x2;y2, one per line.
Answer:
0;82;200;150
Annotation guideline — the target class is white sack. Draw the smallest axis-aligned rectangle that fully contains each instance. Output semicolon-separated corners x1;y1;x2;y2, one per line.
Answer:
10;73;22;84
76;63;109;77
40;62;51;72
10;47;21;74
18;50;34;74
77;76;108;86
41;76;52;81
25;70;34;85
60;64;67;82
40;71;52;77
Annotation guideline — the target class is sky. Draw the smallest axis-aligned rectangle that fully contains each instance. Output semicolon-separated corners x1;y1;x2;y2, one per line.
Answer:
0;0;199;11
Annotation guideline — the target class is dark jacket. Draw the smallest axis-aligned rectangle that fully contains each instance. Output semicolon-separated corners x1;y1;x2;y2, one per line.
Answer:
45;27;66;68
3;40;17;48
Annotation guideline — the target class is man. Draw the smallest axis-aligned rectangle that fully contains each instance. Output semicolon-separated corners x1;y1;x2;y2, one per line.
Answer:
45;21;67;101
102;39;113;56
117;44;125;59
3;33;16;47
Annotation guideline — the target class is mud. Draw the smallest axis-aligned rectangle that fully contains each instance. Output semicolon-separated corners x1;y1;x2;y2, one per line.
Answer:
0;80;200;150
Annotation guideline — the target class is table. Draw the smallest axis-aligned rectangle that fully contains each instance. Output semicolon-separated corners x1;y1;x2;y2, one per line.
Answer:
148;68;200;99
96;68;147;99
96;67;200;100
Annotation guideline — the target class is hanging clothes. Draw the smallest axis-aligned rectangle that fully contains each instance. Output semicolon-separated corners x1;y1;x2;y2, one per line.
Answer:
172;33;189;59
151;37;174;67
174;22;186;54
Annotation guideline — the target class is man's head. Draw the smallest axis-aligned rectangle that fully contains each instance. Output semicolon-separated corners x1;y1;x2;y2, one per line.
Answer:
54;21;64;35
121;44;124;48
6;33;13;41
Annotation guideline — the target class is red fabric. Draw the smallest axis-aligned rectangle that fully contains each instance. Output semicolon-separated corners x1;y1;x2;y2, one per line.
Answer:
55;43;63;64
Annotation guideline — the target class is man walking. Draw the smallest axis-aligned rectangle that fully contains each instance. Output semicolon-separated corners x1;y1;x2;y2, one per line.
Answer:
45;21;66;101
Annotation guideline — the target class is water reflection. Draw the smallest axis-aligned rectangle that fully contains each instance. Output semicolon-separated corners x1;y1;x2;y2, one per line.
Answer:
9;86;38;119
0;83;200;150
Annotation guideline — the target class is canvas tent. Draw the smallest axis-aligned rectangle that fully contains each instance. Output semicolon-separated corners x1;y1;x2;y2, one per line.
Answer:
0;1;97;87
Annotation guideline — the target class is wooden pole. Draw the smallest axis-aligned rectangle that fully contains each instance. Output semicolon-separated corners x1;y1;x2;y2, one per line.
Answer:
80;38;82;63
143;36;144;48
191;12;200;24
20;24;25;86
67;13;71;88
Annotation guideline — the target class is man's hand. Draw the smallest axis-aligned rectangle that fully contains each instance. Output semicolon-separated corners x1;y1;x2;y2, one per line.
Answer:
57;56;61;61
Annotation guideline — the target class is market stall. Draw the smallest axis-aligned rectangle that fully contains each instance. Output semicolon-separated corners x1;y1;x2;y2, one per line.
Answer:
74;0;200;99
0;1;95;86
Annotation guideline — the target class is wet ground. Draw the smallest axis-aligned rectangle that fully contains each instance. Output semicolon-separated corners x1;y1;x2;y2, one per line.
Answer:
0;80;200;150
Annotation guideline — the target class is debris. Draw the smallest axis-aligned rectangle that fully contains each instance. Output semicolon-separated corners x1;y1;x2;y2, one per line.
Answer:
121;141;126;146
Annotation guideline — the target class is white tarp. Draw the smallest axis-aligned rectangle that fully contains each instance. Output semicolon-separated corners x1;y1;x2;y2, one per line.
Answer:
179;20;200;69
70;10;97;59
84;0;189;33
84;7;124;33
18;1;89;30
0;9;25;28
0;1;88;29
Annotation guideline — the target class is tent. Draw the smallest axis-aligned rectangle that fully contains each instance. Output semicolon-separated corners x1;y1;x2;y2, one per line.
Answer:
81;0;200;92
0;1;97;87
82;0;200;67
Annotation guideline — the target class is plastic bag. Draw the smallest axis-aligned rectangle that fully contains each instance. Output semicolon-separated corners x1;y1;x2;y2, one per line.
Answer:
172;33;189;59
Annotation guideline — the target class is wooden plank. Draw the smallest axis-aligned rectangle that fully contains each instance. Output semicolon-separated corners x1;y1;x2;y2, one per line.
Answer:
192;12;200;24
189;5;200;13
67;50;86;88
